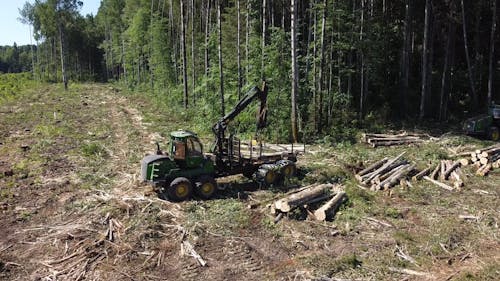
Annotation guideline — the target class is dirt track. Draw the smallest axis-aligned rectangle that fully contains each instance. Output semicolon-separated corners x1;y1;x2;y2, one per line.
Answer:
0;84;499;280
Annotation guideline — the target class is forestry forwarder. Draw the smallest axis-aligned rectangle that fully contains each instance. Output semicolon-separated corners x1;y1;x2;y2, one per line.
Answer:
141;82;299;201
463;103;500;141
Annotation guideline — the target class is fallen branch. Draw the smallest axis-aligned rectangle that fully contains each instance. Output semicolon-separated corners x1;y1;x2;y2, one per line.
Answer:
181;241;206;267
423;176;454;191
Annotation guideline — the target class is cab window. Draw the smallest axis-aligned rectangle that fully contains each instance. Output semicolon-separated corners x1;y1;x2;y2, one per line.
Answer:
187;137;203;156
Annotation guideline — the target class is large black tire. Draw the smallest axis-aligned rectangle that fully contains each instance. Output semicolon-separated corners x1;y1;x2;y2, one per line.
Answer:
195;175;217;199
167;177;193;201
256;168;277;186
488;126;500;141
276;160;296;178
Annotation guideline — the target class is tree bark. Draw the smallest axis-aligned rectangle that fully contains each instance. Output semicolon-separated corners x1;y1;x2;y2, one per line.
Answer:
237;0;242;99
400;0;412;118
205;0;211;78
58;23;68;90
191;0;196;104
317;0;328;132
359;0;366;121
419;0;432;120
461;0;478;111
261;0;267;80
290;0;299;143
488;0;497;105
439;6;457;121
245;0;250;82
218;1;225;116
180;0;189;108
314;191;346;221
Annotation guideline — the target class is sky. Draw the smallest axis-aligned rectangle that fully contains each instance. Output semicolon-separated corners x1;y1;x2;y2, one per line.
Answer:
0;0;101;46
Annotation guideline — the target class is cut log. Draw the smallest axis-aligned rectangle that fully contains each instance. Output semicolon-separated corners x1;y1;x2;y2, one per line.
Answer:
479;157;489;165
363;152;406;183
274;184;332;213
382;164;415;189
313;191;347;221
357;157;389;177
440;161;446;180
430;163;440;180
412;166;431;181
443;161;461;180
477;163;492;176
372;162;407;184
458;158;469;166
423;176;454;191
371;139;423;147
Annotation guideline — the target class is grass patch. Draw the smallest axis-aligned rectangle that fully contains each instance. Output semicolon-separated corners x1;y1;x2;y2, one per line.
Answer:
185;199;250;235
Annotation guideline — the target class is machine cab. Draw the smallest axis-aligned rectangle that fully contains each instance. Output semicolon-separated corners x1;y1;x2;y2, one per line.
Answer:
169;130;204;168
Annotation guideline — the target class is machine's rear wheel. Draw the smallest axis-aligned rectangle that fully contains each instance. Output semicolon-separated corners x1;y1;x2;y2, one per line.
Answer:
276;160;297;178
195;175;217;199
256;168;277;186
488;126;500;141
168;177;193;201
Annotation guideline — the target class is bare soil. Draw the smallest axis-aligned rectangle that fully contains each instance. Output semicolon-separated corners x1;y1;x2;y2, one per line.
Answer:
0;84;498;280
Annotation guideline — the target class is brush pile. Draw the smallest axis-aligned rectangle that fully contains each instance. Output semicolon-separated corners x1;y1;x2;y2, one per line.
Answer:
271;183;347;222
355;152;416;190
362;132;435;148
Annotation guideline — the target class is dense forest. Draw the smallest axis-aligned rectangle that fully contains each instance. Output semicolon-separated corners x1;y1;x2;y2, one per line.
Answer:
4;0;500;142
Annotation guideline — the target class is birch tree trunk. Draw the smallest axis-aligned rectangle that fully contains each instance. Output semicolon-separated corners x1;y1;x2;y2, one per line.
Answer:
488;0;497;105
419;0;432;120
461;0;477;111
439;11;457;121
205;0;211;78
237;0;242;99
317;0;328;132
261;0;267;80
191;0;196;104
290;0;299;143
245;0;250;82
359;0;365;121
180;0;189;108
218;1;225;116
400;0;412;118
58;23;68;90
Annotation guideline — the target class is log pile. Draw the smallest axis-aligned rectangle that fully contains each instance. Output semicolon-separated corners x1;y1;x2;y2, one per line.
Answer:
451;144;500;177
271;183;347;222
355;152;416;190
362;132;435;148
468;144;500;175
423;160;464;191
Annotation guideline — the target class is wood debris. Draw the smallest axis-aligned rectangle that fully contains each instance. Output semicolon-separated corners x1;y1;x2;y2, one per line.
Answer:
362;132;436;147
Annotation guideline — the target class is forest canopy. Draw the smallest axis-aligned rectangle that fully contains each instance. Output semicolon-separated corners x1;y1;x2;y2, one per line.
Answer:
4;0;500;141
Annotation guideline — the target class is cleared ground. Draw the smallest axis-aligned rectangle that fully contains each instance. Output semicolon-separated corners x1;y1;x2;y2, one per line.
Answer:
0;83;498;280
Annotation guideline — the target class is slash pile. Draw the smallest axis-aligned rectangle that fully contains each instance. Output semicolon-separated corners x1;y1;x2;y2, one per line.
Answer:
355;152;416;190
362;133;433;148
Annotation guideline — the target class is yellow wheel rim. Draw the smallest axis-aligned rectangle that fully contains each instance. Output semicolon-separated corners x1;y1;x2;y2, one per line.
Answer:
176;183;189;197
201;183;214;194
283;166;293;177
265;170;275;183
492;131;500;141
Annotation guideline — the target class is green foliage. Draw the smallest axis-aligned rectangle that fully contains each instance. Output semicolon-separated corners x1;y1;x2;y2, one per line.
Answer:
81;142;108;158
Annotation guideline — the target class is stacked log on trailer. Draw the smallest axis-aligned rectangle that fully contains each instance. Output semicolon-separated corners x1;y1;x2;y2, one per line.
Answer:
362;132;437;148
271;183;347;222
355;152;416;190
